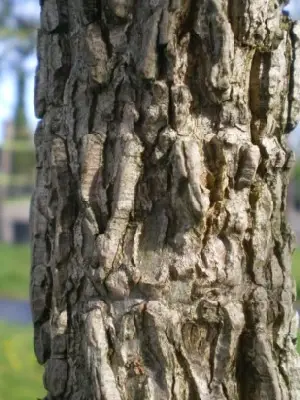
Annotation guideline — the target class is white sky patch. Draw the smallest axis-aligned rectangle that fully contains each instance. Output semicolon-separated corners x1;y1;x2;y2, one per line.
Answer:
0;68;37;143
282;0;300;21
25;71;38;131
0;71;16;141
13;0;40;23
288;125;300;155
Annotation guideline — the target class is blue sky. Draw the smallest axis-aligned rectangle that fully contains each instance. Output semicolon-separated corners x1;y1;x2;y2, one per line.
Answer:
283;0;300;21
0;0;39;142
0;62;37;143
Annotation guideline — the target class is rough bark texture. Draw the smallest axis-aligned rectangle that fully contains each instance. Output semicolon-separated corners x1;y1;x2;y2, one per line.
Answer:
31;1;300;399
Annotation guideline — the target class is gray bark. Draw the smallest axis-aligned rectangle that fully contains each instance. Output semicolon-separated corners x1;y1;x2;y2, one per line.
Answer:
30;1;300;399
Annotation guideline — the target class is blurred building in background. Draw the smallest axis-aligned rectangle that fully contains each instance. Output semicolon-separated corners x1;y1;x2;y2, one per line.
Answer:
0;119;34;243
0;0;39;245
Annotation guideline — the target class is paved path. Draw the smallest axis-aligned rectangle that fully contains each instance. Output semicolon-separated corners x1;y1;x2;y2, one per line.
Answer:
0;299;31;324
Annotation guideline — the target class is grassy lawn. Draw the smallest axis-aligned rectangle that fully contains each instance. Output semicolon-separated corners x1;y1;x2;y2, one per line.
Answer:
0;322;45;400
3;196;31;205
0;243;30;299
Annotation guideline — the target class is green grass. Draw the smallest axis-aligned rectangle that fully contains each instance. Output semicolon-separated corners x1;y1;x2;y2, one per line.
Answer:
0;243;30;299
0;322;45;400
3;196;31;205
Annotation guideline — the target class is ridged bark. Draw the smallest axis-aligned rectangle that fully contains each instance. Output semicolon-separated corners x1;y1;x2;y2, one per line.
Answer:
31;1;300;399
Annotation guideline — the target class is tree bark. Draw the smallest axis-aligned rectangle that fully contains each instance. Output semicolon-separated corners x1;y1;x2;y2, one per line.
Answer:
31;1;300;399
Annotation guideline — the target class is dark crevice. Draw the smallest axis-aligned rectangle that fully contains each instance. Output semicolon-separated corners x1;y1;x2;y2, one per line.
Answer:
173;347;202;400
89;168;109;234
255;158;267;179
53;65;71;107
181;0;208;118
88;93;98;133
57;0;69;28
227;0;234;32
236;329;249;400
140;313;169;393
113;78;126;122
204;137;227;204
48;24;69;35
164;160;174;245
221;379;230;400
167;81;175;130
157;44;168;80
45;232;52;265
243;234;256;285
286;23;297;133
249;51;271;144
83;0;101;25
273;239;287;272
185;33;202;116
106;181;114;222
208;20;215;56
157;8;168;80
177;0;198;43
207;322;221;389
99;15;113;59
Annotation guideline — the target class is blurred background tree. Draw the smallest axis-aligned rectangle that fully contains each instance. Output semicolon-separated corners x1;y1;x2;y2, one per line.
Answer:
0;0;38;195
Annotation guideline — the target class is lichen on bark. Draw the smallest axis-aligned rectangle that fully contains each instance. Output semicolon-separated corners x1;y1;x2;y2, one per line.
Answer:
30;1;300;399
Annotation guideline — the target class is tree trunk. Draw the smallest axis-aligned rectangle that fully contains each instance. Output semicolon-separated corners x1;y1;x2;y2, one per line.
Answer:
31;1;300;399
